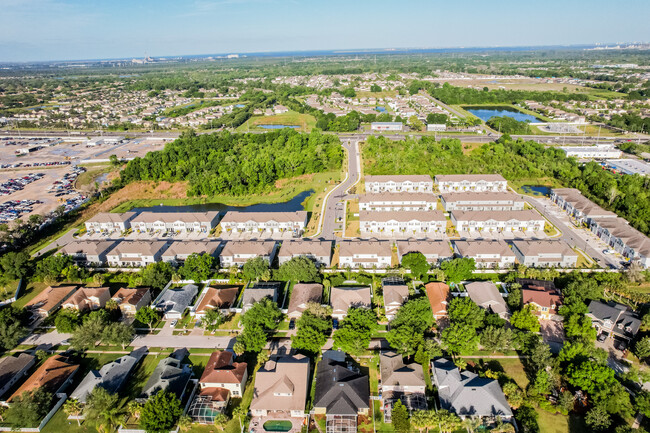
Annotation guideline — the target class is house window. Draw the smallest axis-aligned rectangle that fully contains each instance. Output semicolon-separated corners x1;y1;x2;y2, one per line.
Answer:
232;390;239;396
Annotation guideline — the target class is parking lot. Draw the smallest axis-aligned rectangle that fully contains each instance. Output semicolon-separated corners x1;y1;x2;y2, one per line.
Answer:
219;229;299;241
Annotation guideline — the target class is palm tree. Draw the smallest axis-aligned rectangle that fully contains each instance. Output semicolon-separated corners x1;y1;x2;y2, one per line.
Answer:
127;401;142;422
177;414;193;432
462;417;482;433
63;399;83;427
84;388;127;433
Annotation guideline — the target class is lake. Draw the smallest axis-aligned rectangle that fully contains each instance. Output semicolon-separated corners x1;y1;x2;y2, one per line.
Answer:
376;106;386;112
257;124;300;129
464;106;539;123
131;190;313;213
521;185;551;196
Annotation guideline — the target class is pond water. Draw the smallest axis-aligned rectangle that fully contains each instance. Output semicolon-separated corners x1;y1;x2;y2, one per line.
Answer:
257;124;300;129
376;106;386;112
521;185;551;196
464;106;539;123
235;104;245;108
131;190;313;213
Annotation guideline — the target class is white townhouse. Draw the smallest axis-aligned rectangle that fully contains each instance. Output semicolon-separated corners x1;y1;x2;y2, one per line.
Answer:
435;174;508;193
440;192;525;212
161;240;221;264
370;122;403;131
277;240;333;267
60;240;117;266
130;211;220;234
219;211;308;235
550;188;617;225
219;241;278;268
589;218;650;268
105;240;170;267
360;210;446;235
511;240;578;268
396;240;453;265
84;212;137;233
365;175;434;194
338;240;392;269
451;210;545;233
358;192;437;212
452;240;517;269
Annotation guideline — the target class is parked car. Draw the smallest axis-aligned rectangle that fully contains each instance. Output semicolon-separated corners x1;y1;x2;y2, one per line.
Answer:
170;319;178;328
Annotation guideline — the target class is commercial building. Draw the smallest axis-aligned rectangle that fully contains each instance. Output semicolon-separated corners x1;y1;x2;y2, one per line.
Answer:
550;188;617;225
511;240;578;268
365;175;434;193
219;211;308;235
338;240;392;269
607;158;650;176
435;174;508;193
360;210;446;235
358;192;437;211
277;240;332;267
370;122;403;131
218;241;277;268
560;145;622;159
396;240;453;265
589;217;650;267
440;192;525;212
451;210;545;232
131;211;220;234
452;240;516;269
106;240;169;267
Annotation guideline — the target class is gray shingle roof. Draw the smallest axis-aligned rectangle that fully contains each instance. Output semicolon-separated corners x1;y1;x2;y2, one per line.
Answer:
140;349;192;400
313;353;370;415
156;284;199;315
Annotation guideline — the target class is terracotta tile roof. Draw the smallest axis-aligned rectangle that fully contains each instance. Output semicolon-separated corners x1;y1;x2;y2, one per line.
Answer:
9;355;79;402
200;351;247;385
112;287;151;306
425;282;450;317
195;286;240;313
199;387;230;402
26;285;77;315
522;288;562;310
287;283;322;317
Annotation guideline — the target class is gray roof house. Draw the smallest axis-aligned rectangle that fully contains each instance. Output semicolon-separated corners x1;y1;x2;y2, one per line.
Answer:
156;284;199;319
70;347;147;403
241;281;281;312
433;358;513;420
140;348;192;401
465;281;509;318
587;300;641;342
60;240;117;266
0;353;36;399
380;351;427;421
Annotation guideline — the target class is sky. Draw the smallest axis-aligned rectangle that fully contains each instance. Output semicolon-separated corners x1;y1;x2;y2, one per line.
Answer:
1;0;649;62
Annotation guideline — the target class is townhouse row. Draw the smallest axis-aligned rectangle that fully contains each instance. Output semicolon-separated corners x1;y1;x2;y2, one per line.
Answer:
363;173;508;194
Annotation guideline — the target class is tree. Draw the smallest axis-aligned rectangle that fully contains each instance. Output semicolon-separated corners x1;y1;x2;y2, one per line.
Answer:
514;405;539;433
635;336;650;360
408;115;424;132
502;382;525;409
480;326;514;353
63;399;83;426
566;361;615;394
55;308;81;333
213;413;229;430
585;405;611;431
84;387;126;433
34;254;74;281
135;307;160;329
564;313;597;341
140;390;183;433
386;325;424;357
506;286;522;310
5;389;52;428
414;339;443;365
141;262;173;290
558;391;574;413
275;256;320;282
0;307;28;350
440;258;475;283
233;341;245;356
391;400;410;432
237;324;268;353
447;297;484;328
441;323;479;355
333;308;378;356
102;322;135;349
391;297;434;332
0;251;30;280
241;297;282;331
127;401;143;421
177;414;193;432
529;341;553;372
401;252;430;280
71;312;108;350
635;391;650;417
180;253;214;282
511;306;540;333
202;308;226;332
291;311;330;355
242;257;269;281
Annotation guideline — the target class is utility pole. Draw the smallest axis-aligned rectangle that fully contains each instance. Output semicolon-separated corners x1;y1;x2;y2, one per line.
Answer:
596;125;601;146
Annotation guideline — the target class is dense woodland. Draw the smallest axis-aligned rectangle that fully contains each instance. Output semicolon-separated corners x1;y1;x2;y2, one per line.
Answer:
119;129;344;196
364;135;650;235
427;82;591;105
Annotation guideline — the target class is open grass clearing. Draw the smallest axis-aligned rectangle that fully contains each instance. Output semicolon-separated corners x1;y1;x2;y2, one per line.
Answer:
236;110;317;133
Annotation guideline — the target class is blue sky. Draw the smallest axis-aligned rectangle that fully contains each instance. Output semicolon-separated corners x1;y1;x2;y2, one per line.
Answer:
1;0;649;62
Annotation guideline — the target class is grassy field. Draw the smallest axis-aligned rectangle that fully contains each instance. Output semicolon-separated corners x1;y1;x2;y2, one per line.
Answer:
236;110;317;132
464;356;529;389
75;164;117;190
13;282;50;308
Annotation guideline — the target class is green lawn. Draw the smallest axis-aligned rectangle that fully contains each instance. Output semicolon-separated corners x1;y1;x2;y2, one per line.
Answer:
536;410;589;433
464;356;529;389
13;282;51;309
236;110;317;132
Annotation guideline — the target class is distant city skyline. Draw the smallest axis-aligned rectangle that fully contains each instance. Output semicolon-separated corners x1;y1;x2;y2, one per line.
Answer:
1;0;649;62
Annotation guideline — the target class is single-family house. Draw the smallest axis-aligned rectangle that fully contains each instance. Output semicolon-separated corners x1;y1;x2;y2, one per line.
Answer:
25;285;77;317
192;286;240;317
287;283;323;319
241;281;281;312
140;349;192;401
61;286;111;312
465;281;509;318
381;277;409;320
0;353;36;399
521;281;562;320
330;286;372;320
156;284;199;319
379;351;427;421
8;355;79;402
587;301;641;342
111;287;152;316
425;282;450;319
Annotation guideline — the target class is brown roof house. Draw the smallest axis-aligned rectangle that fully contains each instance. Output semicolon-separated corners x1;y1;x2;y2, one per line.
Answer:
61;287;111;312
9;355;79;402
465;281;509;319
396;240;453;265
379;351;427;418
381;278;409;320
25;285;77;317
287;283;323;319
111;287;152;316
521;281;563;320
330;286;372;320
425;282;451;319
192;286;240;318
199;351;248;398
250;354;310;419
